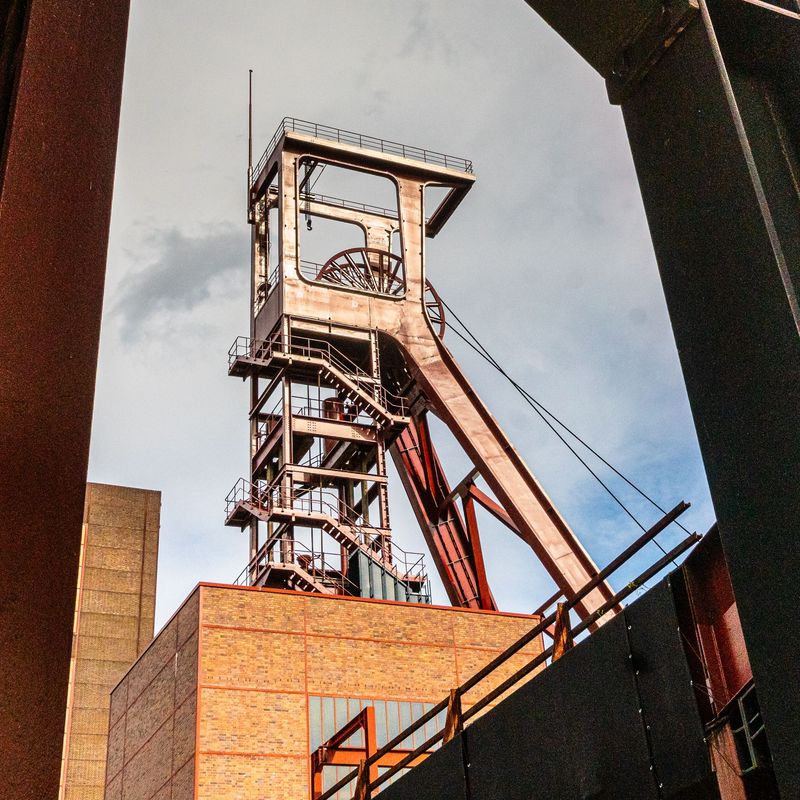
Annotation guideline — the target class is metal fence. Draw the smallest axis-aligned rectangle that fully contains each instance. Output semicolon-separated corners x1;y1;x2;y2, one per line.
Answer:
316;502;699;800
252;117;473;187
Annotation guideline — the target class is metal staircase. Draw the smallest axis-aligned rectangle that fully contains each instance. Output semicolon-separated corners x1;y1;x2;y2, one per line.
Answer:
229;334;410;430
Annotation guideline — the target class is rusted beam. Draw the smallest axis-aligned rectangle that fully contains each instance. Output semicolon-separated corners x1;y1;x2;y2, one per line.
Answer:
391;415;496;610
462;493;493;610
318;748;429;769
353;760;370;800
551;602;574;661
467;484;520;535
443;688;463;744
437;466;480;515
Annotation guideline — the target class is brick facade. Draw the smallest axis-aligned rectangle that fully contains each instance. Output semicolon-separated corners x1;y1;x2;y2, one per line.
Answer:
106;584;541;800
61;483;160;800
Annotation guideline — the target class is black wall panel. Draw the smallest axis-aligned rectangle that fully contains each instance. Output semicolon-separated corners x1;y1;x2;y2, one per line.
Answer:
467;611;656;799
624;576;717;800
380;574;719;800
378;737;467;800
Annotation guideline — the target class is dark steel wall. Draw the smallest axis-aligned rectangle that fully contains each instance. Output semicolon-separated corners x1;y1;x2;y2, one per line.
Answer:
380;575;716;800
520;2;800;795
620;8;800;795
0;1;130;797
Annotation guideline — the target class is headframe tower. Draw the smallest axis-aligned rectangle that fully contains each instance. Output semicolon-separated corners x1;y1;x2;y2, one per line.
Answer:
226;118;616;622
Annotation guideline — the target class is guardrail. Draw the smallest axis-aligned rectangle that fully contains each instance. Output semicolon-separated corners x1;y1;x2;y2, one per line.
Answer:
233;537;360;596
251;117;473;188
228;333;409;417
226;478;428;586
316;502;699;800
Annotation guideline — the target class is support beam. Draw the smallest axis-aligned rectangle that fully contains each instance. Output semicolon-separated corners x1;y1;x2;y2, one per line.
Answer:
467;485;520;535
442;688;463;745
462;493;493;610
437;466;479;514
521;1;800;793
391;415;496;610
551;602;574;661
0;2;130;798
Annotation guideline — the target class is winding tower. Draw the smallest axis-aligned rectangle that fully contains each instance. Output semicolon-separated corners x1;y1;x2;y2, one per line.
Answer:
225;118;616;622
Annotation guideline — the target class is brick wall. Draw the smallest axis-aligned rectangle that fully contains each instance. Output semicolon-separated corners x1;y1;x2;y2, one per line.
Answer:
104;584;541;800
61;483;160;800
105;589;199;800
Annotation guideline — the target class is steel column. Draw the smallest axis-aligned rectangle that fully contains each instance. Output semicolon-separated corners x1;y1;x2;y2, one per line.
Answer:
521;1;800;793
0;1;130;797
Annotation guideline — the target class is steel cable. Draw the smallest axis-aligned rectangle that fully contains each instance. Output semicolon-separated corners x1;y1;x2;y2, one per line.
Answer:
438;296;691;564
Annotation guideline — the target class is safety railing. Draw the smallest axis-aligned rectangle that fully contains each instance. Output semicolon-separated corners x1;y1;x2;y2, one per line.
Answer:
300;191;399;220
252;117;473;188
316;502;700;800
226;477;429;588
298;259;327;282
294;397;373;427
254;262;281;313
228;333;409;417
233;537;360;597
253;395;283;448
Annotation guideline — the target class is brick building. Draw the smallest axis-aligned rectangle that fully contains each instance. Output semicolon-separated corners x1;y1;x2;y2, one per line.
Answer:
60;483;161;800
104;584;542;800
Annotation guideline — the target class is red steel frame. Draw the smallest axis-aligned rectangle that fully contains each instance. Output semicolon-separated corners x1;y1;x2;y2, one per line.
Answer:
392;413;494;610
236;120;617;624
310;706;430;799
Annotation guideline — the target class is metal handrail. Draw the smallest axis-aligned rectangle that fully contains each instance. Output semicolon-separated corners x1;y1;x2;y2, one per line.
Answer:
253;395;283;447
300;190;399;220
233;538;360;596
316;502;699;800
252;117;473;188
226;477;428;584
228;333;409;417
294;399;372;427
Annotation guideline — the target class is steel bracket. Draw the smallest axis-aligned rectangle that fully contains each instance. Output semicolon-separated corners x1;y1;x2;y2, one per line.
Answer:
606;0;699;105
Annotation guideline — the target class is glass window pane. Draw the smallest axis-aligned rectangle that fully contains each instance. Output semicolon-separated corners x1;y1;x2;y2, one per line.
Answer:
399;702;412;748
309;695;322;751
322;696;336;744
387;701;400;744
335;696;348;738
374;700;388;749
411;702;424;746
347;698;363;748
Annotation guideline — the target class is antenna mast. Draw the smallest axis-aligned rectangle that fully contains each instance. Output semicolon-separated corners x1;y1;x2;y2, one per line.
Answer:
247;69;253;221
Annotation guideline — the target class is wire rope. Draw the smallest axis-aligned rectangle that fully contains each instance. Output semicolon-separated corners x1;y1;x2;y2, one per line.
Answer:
438;296;690;564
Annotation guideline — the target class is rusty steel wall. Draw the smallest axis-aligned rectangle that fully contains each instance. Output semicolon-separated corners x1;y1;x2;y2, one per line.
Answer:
60;484;160;800
0;2;131;798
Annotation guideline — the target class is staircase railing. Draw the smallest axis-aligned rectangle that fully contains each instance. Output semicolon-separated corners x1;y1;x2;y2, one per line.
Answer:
226;477;428;585
229;333;409;417
233;537;360;596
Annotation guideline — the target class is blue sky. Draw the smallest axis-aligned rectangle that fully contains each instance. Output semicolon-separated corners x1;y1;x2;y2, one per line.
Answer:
89;0;715;627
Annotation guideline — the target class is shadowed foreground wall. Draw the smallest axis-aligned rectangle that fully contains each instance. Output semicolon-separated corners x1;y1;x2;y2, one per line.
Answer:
0;2;131;797
61;484;161;800
380;572;716;800
105;585;543;800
